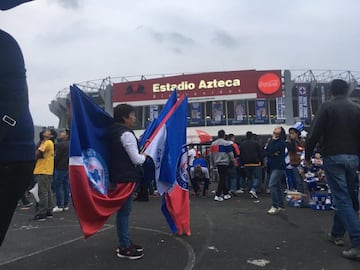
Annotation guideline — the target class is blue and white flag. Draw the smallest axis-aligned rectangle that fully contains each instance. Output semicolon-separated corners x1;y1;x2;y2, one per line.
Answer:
69;85;135;239
140;90;177;147
143;94;191;235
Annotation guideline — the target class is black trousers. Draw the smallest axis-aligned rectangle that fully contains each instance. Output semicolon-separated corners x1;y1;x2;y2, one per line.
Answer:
216;165;229;197
0;161;34;246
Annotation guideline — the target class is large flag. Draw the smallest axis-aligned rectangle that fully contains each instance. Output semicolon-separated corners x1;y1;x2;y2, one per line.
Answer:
69;85;135;239
143;94;191;235
139;90;177;148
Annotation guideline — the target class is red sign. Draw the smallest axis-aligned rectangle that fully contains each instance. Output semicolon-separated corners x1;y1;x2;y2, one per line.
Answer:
257;72;281;95
112;70;282;103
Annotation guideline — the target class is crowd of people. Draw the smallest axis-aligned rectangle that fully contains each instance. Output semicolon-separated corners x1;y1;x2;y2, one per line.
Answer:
186;79;360;260
2;31;360;261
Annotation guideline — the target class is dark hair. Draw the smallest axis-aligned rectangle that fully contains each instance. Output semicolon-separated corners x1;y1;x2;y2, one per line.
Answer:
279;127;286;141
113;104;135;123
64;128;70;137
246;131;253;140
330;79;349;96
218;129;226;138
288;127;300;136
228;133;235;139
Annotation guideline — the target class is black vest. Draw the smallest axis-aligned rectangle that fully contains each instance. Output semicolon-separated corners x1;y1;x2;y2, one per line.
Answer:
109;123;143;183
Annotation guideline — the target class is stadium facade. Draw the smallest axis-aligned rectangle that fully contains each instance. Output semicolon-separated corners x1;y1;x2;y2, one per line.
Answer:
49;69;360;139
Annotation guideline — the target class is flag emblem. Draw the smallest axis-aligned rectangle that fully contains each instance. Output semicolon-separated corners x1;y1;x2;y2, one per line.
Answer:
82;148;108;195
176;145;189;190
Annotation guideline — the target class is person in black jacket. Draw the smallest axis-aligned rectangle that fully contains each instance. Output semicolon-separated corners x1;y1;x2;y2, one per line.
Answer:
305;79;360;260
264;126;286;214
53;129;70;212
0;0;35;246
239;131;263;199
110;104;147;260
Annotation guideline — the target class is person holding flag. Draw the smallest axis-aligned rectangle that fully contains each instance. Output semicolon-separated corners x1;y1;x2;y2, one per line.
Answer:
110;104;147;260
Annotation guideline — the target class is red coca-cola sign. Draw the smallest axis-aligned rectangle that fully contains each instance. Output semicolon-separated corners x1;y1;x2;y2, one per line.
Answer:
257;73;281;94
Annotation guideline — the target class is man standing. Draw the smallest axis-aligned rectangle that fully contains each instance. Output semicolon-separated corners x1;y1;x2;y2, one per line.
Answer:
53;129;70;212
33;129;55;221
227;134;240;196
110;104;147;260
287;127;305;192
187;143;198;168
306;79;360;260
240;131;263;199
210;130;234;202
0;3;35;244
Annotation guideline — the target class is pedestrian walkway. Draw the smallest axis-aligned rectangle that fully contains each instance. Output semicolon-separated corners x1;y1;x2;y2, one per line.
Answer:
1;188;359;269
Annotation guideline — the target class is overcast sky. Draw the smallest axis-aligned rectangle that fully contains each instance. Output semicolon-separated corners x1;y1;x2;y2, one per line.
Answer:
2;0;360;126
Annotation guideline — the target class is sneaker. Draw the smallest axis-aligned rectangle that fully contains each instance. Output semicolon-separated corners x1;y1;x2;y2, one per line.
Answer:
267;206;280;215
116;246;144;260
46;211;53;218
249;189;258;199
278;207;286;212
116;243;143;253
214;196;224;202
229;190;238;197
342;247;360;260
52;206;63;213
23;202;34;207
235;188;245;194
33;214;46;221
63;206;69;211
20;202;33;210
130;242;143;252
223;194;231;200
327;233;345;246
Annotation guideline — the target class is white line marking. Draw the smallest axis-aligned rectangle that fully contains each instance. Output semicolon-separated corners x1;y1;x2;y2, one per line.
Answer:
1;225;196;270
0;225;114;266
132;226;196;270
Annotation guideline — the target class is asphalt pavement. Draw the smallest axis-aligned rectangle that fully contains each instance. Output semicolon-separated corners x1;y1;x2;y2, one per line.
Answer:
0;184;359;270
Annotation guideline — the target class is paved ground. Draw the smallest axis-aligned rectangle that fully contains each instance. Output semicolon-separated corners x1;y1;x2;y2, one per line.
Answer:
1;185;359;270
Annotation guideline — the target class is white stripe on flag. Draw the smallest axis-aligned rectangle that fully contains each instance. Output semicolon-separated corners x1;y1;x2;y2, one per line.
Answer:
69;156;84;166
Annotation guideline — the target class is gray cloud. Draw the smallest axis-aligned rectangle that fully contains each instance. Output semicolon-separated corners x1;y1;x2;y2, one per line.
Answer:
211;30;238;48
151;31;195;46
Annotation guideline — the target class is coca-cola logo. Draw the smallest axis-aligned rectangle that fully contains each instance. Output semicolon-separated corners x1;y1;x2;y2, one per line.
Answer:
257;73;281;94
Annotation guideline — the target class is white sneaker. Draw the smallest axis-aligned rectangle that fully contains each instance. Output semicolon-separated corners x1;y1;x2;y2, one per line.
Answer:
214;196;224;202
63;206;69;211
223;194;231;200
235;189;245;194
52;206;63;213
267;206;280;215
249;189;258;199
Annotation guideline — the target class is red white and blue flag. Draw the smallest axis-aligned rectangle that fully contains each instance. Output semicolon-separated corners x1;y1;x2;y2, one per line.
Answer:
69;85;135;239
142;93;191;235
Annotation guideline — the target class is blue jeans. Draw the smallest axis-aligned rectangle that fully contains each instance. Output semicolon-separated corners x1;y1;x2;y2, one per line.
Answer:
116;195;133;248
285;168;297;190
245;166;261;191
226;166;237;192
292;166;304;193
54;169;70;207
323;155;360;248
268;169;285;208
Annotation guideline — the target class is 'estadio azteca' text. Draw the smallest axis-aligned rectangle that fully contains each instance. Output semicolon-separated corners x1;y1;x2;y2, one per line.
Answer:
153;79;241;92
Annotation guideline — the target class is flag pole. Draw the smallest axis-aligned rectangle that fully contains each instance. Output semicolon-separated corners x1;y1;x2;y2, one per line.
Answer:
141;94;186;153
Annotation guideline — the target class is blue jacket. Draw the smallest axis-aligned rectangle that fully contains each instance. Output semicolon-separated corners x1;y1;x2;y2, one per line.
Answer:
264;138;286;170
0;29;35;162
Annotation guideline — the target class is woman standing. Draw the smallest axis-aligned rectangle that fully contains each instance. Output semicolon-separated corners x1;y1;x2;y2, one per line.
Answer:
264;126;287;214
